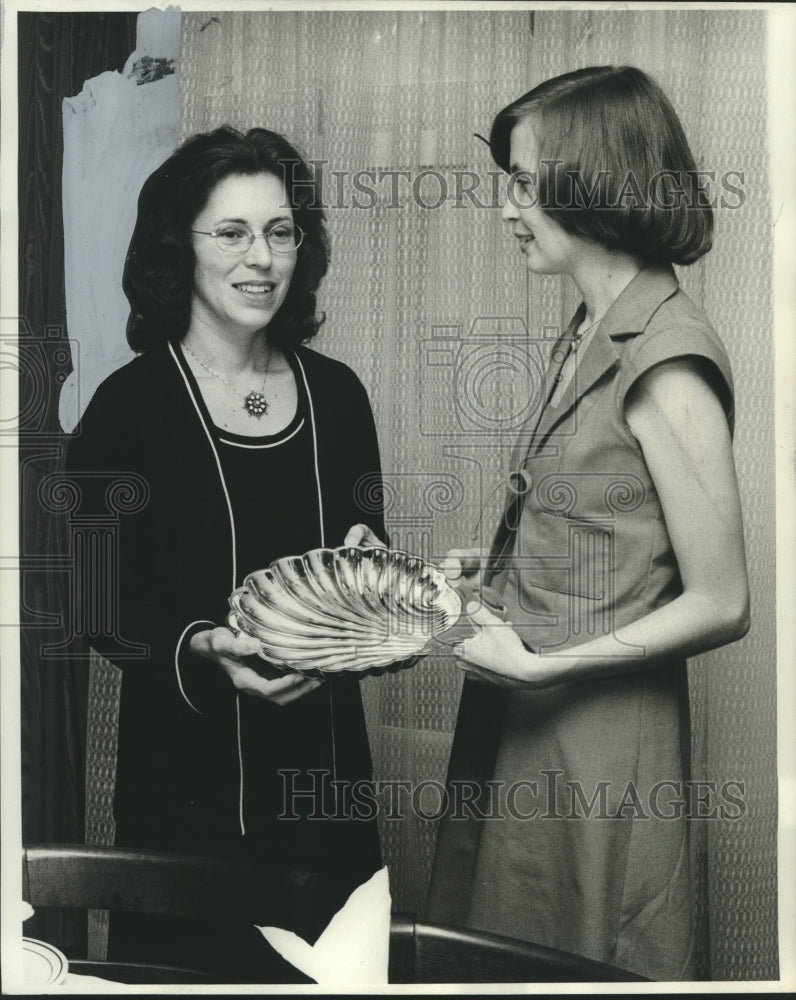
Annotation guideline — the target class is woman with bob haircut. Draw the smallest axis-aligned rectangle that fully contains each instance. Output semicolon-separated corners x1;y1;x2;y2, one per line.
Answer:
421;66;749;981
66;125;386;982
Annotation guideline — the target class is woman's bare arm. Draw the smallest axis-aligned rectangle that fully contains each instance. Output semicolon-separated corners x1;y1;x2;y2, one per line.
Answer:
453;358;750;687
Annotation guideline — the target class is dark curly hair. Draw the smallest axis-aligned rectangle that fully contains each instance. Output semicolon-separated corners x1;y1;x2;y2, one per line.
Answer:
489;66;713;266
123;126;329;350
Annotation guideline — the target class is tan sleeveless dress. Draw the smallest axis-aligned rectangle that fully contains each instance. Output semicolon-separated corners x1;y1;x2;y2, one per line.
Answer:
426;264;735;982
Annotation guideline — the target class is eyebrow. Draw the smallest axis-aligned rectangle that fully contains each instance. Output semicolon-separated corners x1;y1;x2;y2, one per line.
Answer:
213;215;293;226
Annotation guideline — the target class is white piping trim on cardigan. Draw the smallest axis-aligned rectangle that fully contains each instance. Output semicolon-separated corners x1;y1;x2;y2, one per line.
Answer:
291;353;338;783
292;351;325;546
168;342;238;591
218;418;305;449
168;342;331;834
291;351;339;784
174;619;217;715
236;693;245;834
169;341;246;834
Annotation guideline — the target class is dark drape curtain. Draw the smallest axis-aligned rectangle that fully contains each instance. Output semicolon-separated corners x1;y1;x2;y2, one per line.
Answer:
17;11;137;956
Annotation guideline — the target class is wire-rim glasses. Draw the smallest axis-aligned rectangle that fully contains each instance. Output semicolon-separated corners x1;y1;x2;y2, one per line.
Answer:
191;222;304;254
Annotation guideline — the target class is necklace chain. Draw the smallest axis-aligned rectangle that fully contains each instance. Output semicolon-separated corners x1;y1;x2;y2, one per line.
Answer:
183;343;271;418
552;314;603;386
571;314;603;351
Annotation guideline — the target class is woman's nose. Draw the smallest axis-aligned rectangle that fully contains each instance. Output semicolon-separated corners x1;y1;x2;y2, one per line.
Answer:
501;191;519;223
244;233;273;266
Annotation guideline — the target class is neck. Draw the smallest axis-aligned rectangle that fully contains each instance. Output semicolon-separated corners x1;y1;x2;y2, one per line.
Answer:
183;322;273;375
569;249;646;327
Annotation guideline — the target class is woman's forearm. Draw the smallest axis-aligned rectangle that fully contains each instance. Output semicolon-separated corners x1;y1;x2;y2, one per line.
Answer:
495;586;750;688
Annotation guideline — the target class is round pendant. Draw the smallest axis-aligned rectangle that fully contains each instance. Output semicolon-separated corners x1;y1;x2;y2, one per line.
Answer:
244;390;268;417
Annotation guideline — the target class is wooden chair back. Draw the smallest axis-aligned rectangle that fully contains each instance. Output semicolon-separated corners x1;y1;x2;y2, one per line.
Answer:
23;844;648;984
389;916;648;983
23;843;318;929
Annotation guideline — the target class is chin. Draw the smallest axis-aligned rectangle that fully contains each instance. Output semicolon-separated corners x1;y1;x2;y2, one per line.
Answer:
223;316;272;338
525;257;563;277
238;305;279;327
525;258;551;275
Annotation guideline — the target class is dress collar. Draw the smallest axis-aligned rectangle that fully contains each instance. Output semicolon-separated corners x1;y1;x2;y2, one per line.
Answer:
596;262;680;340
511;263;681;457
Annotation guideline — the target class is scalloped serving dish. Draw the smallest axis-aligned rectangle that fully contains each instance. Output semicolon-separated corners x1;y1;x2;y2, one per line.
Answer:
228;546;472;676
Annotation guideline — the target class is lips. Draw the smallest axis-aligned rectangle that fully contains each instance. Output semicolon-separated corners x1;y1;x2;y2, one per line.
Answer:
233;281;276;295
232;280;279;306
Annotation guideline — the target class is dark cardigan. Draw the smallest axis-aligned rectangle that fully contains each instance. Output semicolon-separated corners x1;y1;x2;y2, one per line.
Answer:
65;341;385;887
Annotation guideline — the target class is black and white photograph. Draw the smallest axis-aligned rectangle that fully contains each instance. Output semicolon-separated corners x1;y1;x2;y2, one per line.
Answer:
1;1;793;992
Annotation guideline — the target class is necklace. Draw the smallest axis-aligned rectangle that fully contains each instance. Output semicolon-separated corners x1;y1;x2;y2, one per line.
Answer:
571;314;603;352
552;314;603;386
183;343;271;418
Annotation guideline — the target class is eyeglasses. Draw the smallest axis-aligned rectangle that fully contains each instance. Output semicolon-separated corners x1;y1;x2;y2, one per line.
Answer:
191;222;304;254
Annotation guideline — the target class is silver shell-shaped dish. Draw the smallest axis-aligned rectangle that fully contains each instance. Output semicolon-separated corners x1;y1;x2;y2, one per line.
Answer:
227;546;465;676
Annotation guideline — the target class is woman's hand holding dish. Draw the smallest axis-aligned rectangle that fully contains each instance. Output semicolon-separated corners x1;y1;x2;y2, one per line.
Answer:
452;601;559;689
440;548;488;590
344;523;387;549
189;626;324;705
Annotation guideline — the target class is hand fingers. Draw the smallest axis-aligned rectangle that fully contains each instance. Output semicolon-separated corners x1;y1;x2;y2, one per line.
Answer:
459;554;483;577
440;554;464;581
344;523;387;548
210;627;262;658
344;523;367;546
451;612;502;666
215;628;327;702
271;676;326;705
464;599;506;628
441;548;483;582
448;603;500;665
259;669;310;691
228;663;324;702
230;634;264;657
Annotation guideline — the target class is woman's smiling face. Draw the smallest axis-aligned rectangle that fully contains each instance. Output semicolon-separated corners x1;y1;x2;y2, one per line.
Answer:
190;172;297;339
501;118;584;277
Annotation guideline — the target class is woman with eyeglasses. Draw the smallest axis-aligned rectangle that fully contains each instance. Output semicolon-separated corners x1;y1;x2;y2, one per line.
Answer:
65;126;385;981
418;67;749;981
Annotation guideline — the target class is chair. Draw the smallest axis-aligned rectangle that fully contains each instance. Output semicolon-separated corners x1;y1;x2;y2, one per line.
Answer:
23;843;318;926
23;844;648;984
388;916;647;983
23;843;321;984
